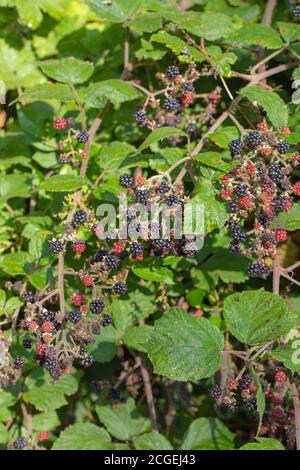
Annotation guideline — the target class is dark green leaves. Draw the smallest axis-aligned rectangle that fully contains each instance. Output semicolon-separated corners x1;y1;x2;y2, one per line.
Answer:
147;308;224;381
227;24;283;49
40;175;88;192
52;423;113;450
224;290;294;345
272;340;300;375
180;418;234;450
86;0;142;23
20;83;75;102
240;437;285;450
240;86;288;129
136;126;188;153
85;80;140;108
37;57;94;84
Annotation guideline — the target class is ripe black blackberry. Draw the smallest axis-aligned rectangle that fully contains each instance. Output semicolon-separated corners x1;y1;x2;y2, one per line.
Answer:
239;373;252;390
91;249;108;264
130;242;144;256
277;140;291;154
105;254;120;269
259;262;270;279
268;162;284;182
246;130;262;148
90;380;101;392
120;173;134;188
246;397;257;411
77;130;89;143
82;354;93;368
68;310;82;324
273;197;287;212
100;314;113;327
165;194;178;206
229;241;240;253
234;184;248;197
21;291;34;303
23;338;33;349
227;201;239;213
166;65;180;80
164;96;180;111
112;281;128;295
258;213;271;227
151;239;171;256
108;387;121;400
43;310;56;321
293;5;300;17
210;385;222;399
256;161;265;176
44;358;60;374
90;299;105;314
182;81;195;93
73;210;87;226
14;356;24;369
158;181;170;194
229;139;243;157
248;261;261;278
186;122;197;135
135;189;149;204
13;437;27;450
49;239;64;254
134;110;147;126
232;228;246;243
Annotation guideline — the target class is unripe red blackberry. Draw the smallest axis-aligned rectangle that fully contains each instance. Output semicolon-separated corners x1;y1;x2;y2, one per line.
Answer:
112;242;125;254
227;379;237;390
275;370;287;383
49;239;64;254
41;321;54;333
68;310;82;324
37;431;49;442
73;210;87;226
274;229;287;242
72;240;86;254
72;292;85;306
77;130;89;143
293;181;300;196
135;175;146;187
181;92;194;106
112;281;128;295
81;274;94;286
54;118;67;130
90;299;105;314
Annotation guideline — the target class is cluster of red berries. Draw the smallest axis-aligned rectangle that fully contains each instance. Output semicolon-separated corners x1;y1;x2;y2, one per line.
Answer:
211;373;257;412
220;124;299;278
53;116;89;166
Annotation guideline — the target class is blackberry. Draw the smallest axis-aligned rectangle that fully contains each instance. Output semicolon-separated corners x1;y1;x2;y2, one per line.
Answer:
166;65;180;80
66;116;76;126
234;184;248;197
258;213;271;228
73;210;87;226
158;181;170;194
182;81;195;93
228;218;240;230
134;110;147;126
23;338;33;349
229;241;240;253
105;254;120;269
186;123;197;135
49;240;64;254
210;385;222;399
135;189;149;205
151;239;171;256
68;310;82;324
112;281;128;295
44;358;60;374
14;356;25;369
13;437;27;450
248;261;261;278
227;201;239;213
246;397;257;411
130;242;144;257
82;354;93;368
33;354;45;366
229;139;243;157
77;130;89;144
246;131;261;148
43;310;56;321
90;299;105;314
120;173;134;188
268;162;284;182
165;194;178;206
256;161;265;176
100;314;113;327
91;321;101;335
164;96;180;111
293;5;300;17
273;198;286;212
277;140;291;154
90;380;101;392
232;228;246;243
91;249;108;264
108;387;121;400
239;373;252;390
21;291;34;303
259;262;270;279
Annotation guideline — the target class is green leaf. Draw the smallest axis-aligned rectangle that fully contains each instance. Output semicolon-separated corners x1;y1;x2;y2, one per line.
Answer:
251;368;265;436
227;24;283;49
272;203;300;231
85;79;140;108
23;369;78;411
0;174;31;201
96;397;150;441
39;175;87;192
16;0;43;30
129;13;162;33
132;266;174;283
180;417;234;450
240;437;285;450
151;31;205;62
52;423;112;450
32;151;58;169
240;85;288;129
147;308;224;381
32;411;60;431
98;141;136;170
202;248;249;284
135;432;173;450
1;251;32;276
224;290;294;345
277;22;300;43
181;12;232;41
37;57;94;84
137;127;188;153
20;83;75;102
124;325;153;353
86;0;142;23
0;422;9;444
272;340;300;375
191;181;227;234
5;297;24;315
195;152;236;173
209;126;239;149
89;325;118;363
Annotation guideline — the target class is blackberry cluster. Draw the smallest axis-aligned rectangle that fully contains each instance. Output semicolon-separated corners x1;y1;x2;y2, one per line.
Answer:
211;373;257;412
220;126;298;278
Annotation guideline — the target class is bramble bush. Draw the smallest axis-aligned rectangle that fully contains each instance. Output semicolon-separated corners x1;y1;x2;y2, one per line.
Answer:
0;0;300;452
